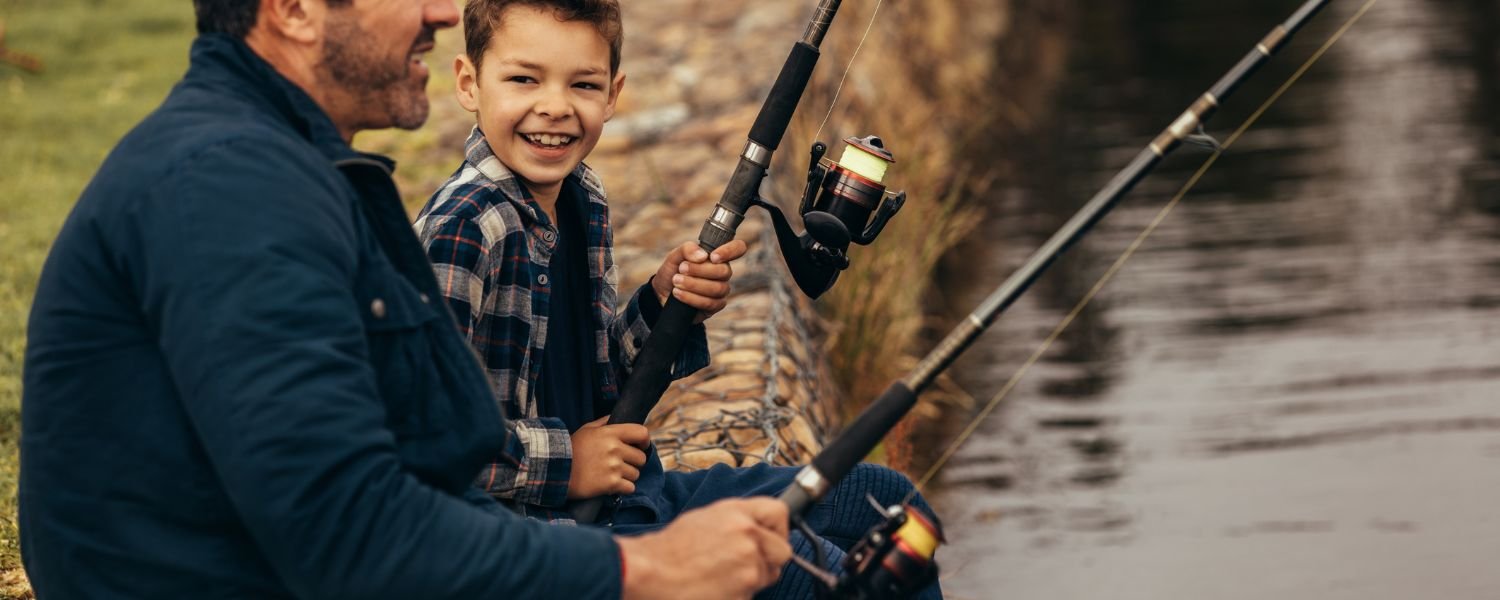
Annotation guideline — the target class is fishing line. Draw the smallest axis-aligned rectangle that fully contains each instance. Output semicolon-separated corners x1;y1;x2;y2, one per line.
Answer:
909;0;1380;496
813;0;885;143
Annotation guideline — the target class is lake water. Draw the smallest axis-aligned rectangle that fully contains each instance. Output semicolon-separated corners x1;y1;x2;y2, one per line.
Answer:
924;0;1500;598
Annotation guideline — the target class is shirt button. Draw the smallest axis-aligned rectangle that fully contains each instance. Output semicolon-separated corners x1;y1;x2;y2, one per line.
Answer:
418;293;430;304
370;298;387;319
538;274;550;286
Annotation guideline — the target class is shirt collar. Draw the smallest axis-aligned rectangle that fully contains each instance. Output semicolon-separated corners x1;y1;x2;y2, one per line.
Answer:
184;34;380;166
462;126;608;223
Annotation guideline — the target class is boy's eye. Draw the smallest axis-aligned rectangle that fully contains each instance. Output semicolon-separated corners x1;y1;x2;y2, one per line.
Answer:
574;82;603;91
506;75;537;84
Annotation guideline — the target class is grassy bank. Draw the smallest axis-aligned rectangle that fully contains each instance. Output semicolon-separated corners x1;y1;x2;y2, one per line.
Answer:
771;0;1012;470
2;1;200;592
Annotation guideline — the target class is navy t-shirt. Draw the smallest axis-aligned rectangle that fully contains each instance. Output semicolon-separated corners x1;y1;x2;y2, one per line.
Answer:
536;178;601;432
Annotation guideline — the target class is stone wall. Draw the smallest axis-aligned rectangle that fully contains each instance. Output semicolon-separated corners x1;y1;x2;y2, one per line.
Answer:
587;0;1023;467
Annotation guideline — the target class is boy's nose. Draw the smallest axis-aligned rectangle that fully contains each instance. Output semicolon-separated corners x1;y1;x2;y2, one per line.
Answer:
534;90;574;120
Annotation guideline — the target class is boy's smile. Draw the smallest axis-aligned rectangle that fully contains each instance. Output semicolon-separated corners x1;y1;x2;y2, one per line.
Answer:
454;5;624;213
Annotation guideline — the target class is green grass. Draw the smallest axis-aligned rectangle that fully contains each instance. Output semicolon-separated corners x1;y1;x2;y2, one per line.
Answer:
2;0;198;584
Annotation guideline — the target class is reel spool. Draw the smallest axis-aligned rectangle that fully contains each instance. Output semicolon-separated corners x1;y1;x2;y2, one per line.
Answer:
801;135;906;254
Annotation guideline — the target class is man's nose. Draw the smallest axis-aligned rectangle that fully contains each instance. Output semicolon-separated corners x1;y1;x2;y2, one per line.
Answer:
425;0;460;30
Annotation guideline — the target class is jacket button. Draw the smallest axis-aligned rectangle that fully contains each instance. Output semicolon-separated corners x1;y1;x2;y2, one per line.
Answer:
370;298;387;319
419;293;430;304
542;231;556;243
537;274;550;286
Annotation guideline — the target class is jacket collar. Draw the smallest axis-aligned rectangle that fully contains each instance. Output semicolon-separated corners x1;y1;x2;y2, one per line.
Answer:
183;33;372;165
461;126;607;225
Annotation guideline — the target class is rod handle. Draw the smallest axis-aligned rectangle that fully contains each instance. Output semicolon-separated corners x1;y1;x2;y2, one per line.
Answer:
611;297;701;425
749;42;820;151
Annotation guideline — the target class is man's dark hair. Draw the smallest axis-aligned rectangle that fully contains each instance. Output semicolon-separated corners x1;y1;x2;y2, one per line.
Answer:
193;0;351;38
465;0;623;74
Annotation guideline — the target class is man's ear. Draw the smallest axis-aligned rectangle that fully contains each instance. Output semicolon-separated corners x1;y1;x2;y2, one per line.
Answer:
454;54;481;113
256;0;323;44
603;72;626;122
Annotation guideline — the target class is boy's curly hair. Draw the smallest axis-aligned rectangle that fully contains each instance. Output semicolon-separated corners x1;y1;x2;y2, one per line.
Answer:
464;0;623;74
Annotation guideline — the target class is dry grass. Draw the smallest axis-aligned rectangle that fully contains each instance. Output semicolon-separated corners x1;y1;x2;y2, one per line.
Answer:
768;0;1007;470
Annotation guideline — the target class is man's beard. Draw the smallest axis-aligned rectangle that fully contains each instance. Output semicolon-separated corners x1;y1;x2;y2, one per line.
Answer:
320;17;431;131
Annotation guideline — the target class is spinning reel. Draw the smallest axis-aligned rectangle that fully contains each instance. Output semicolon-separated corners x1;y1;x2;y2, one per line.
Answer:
752;135;908;298
789;499;943;600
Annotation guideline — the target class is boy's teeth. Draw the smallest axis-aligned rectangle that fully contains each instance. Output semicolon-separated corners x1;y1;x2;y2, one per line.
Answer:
525;133;573;147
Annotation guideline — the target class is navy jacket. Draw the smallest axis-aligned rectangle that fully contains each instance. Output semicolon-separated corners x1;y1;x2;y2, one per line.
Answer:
20;34;620;598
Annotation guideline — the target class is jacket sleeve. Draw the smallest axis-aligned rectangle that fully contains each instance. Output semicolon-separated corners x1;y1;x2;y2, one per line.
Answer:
139;140;619;600
609;280;711;383
418;210;575;507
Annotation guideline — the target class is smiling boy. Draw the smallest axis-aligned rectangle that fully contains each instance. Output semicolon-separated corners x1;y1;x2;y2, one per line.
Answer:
415;1;941;598
415;0;747;520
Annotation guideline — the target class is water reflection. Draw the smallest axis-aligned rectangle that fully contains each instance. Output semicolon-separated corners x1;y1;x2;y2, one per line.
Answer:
928;1;1500;598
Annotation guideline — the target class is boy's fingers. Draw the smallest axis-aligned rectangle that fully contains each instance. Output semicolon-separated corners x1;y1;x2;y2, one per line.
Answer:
619;463;641;483
610;423;650;446
619;444;647;468
677;241;708;263
672;288;728;313
670;275;731;299
677;260;732;281
707;239;748;264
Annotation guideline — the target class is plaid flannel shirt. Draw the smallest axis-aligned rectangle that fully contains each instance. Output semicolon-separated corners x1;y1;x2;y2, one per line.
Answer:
415;127;709;521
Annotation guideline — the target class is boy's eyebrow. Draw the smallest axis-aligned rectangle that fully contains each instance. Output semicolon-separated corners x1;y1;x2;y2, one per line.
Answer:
495;58;608;77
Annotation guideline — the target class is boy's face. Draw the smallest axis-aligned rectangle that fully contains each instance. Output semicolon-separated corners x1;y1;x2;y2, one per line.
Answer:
454;5;624;200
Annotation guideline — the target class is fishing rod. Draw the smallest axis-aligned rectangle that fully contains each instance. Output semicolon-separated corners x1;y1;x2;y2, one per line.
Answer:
573;0;908;523
779;1;1336;596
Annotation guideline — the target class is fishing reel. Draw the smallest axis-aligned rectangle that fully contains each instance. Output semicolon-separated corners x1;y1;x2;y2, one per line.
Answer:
751;135;907;298
789;499;944;600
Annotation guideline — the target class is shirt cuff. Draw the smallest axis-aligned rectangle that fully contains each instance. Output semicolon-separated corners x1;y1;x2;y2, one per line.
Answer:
491;417;574;508
635;280;664;327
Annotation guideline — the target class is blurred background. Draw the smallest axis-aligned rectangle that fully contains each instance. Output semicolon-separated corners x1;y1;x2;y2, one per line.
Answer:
2;0;1499;598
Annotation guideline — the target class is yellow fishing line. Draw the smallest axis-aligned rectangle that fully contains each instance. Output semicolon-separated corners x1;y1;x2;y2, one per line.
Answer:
838;142;891;183
895;514;940;557
911;0;1381;495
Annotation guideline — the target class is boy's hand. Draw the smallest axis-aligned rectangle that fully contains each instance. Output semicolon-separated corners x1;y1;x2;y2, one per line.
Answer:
617;498;792;600
568;416;649;499
651;240;749;324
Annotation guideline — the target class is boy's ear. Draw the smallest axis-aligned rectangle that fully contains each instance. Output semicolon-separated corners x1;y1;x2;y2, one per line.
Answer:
603;72;626;122
454;54;481;114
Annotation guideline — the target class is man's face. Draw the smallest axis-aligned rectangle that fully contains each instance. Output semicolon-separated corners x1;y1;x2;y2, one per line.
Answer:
320;0;459;131
457;5;623;199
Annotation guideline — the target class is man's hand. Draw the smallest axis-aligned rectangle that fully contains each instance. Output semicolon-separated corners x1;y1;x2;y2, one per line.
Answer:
651;240;749;324
617;498;792;600
567;416;649;499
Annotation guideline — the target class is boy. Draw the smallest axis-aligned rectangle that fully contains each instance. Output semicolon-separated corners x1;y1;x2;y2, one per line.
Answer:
416;1;941;597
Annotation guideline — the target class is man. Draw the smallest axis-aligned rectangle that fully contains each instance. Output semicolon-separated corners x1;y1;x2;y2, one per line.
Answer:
19;0;789;597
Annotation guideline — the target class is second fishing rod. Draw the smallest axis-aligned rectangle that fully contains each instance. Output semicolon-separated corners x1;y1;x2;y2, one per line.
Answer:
776;2;1336;596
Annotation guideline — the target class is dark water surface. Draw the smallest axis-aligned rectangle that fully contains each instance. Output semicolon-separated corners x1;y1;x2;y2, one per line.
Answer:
926;1;1500;597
